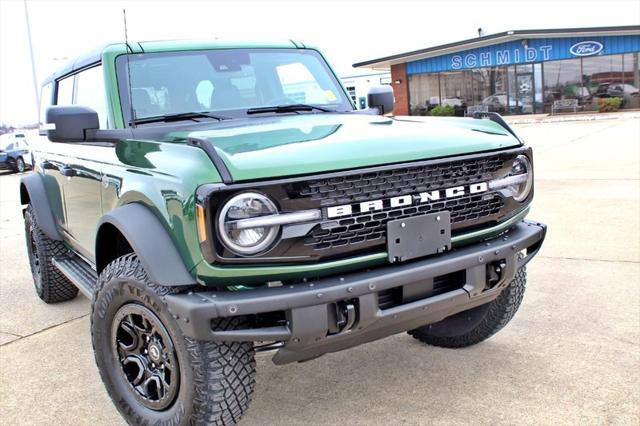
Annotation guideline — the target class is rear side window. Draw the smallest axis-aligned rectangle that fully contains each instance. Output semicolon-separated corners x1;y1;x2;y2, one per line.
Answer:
39;82;53;128
75;66;108;128
56;76;74;105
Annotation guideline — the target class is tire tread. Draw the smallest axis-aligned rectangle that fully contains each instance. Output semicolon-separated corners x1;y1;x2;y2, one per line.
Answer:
91;254;255;426
25;205;78;303
409;266;527;348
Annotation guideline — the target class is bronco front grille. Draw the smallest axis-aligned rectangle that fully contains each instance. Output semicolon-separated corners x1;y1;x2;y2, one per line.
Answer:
304;192;504;251
295;155;506;251
293;156;503;206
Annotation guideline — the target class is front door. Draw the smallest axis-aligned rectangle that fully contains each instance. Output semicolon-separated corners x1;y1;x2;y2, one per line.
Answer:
48;64;109;261
59;145;104;259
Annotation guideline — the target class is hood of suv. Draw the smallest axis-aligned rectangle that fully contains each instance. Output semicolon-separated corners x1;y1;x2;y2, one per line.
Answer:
188;114;521;182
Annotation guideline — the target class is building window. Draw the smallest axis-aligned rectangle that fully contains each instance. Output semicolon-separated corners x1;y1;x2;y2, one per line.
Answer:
345;85;356;103
623;53;640;109
439;71;469;115
407;73;440;115
474;67;510;113
542;58;582;113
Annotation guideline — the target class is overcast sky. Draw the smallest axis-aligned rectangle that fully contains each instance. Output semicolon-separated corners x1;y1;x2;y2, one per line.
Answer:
1;0;639;125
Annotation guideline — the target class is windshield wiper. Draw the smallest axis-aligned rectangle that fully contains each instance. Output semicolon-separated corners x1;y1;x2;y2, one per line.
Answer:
246;104;335;115
132;111;231;125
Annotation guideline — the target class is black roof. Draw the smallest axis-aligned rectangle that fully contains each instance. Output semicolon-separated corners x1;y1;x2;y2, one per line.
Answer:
353;25;640;68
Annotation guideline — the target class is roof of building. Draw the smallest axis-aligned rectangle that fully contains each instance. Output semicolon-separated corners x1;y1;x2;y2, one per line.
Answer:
353;25;640;69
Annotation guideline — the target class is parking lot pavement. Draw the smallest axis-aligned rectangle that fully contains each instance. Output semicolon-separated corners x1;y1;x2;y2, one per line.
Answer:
1;117;639;425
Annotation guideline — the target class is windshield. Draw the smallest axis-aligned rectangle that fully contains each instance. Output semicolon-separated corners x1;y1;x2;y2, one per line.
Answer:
116;48;353;124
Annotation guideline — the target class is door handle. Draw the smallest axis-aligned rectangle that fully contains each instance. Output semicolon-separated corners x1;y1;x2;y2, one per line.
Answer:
59;166;77;177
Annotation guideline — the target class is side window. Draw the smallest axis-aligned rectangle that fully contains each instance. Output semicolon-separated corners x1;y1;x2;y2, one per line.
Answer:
56;76;74;105
39;83;53;128
75;66;108;128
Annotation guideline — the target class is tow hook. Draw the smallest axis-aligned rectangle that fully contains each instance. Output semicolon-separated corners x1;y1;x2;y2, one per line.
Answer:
329;301;357;335
487;260;507;289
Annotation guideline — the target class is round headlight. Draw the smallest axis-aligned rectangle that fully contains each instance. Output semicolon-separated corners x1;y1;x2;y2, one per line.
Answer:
510;155;533;202
217;192;279;256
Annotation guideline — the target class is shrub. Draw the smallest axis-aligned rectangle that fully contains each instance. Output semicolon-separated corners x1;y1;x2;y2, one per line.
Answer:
430;104;455;116
597;97;623;113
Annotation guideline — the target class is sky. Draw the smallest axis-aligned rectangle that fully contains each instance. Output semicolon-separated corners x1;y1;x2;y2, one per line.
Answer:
1;0;639;125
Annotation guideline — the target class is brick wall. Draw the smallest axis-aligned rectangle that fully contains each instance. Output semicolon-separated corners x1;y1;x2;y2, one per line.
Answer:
391;63;409;115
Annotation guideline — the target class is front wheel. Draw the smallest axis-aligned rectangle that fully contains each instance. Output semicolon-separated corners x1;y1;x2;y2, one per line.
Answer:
15;157;26;173
409;265;527;348
91;254;256;425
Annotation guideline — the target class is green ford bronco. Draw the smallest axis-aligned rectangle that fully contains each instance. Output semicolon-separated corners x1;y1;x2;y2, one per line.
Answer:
21;40;546;425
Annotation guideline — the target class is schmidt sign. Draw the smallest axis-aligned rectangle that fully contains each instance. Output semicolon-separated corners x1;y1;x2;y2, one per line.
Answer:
451;45;553;69
404;36;625;75
449;39;608;70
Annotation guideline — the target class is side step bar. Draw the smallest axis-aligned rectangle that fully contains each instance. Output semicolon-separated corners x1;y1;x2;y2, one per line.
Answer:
52;255;98;299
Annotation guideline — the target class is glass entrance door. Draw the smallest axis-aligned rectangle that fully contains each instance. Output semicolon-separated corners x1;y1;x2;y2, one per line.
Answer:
516;64;534;114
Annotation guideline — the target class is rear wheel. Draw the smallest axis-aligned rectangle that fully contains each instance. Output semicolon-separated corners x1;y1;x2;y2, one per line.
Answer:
92;254;256;425
409;265;527;348
24;205;78;303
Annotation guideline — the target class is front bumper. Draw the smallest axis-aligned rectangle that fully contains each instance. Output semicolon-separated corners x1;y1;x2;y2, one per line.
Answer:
166;220;546;364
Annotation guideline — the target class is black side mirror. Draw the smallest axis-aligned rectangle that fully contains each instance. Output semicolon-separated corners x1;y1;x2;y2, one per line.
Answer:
45;105;99;142
367;85;394;115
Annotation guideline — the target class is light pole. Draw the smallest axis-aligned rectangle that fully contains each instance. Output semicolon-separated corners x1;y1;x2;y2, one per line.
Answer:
23;0;39;116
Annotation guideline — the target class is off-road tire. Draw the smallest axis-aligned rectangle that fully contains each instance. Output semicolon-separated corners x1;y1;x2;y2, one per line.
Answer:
16;157;26;173
409;265;527;348
24;204;78;303
91;254;256;425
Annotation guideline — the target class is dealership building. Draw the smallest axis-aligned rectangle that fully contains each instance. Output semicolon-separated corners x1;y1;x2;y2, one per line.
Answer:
354;26;640;115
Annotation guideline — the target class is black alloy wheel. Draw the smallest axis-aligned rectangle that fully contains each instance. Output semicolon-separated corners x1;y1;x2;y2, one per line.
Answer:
111;303;180;411
26;221;42;291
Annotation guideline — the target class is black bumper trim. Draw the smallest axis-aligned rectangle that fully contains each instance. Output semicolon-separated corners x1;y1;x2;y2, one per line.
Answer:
166;219;546;364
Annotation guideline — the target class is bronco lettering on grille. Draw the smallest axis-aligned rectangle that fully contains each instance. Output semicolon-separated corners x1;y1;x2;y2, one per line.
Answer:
326;182;488;219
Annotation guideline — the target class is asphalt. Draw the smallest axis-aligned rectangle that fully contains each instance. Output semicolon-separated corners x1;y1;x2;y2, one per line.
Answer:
1;117;638;425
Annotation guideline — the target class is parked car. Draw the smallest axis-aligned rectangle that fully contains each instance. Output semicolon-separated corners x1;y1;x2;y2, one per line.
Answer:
481;94;522;114
594;82;639;105
22;40;546;425
0;133;32;173
424;96;467;116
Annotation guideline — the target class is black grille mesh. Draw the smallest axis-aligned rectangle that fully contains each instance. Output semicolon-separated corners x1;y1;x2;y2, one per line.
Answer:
294;155;507;252
295;156;503;206
304;192;504;250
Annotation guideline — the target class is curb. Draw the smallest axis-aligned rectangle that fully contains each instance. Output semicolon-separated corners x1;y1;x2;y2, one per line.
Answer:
505;111;640;125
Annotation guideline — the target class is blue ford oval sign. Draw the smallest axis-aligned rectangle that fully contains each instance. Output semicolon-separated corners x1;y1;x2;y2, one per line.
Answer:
570;41;604;57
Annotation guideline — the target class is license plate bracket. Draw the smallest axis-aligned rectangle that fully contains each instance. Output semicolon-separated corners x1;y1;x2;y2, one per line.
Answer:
387;212;451;263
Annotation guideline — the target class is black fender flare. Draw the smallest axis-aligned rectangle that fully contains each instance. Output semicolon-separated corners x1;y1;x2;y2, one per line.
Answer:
96;203;197;287
20;173;63;241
